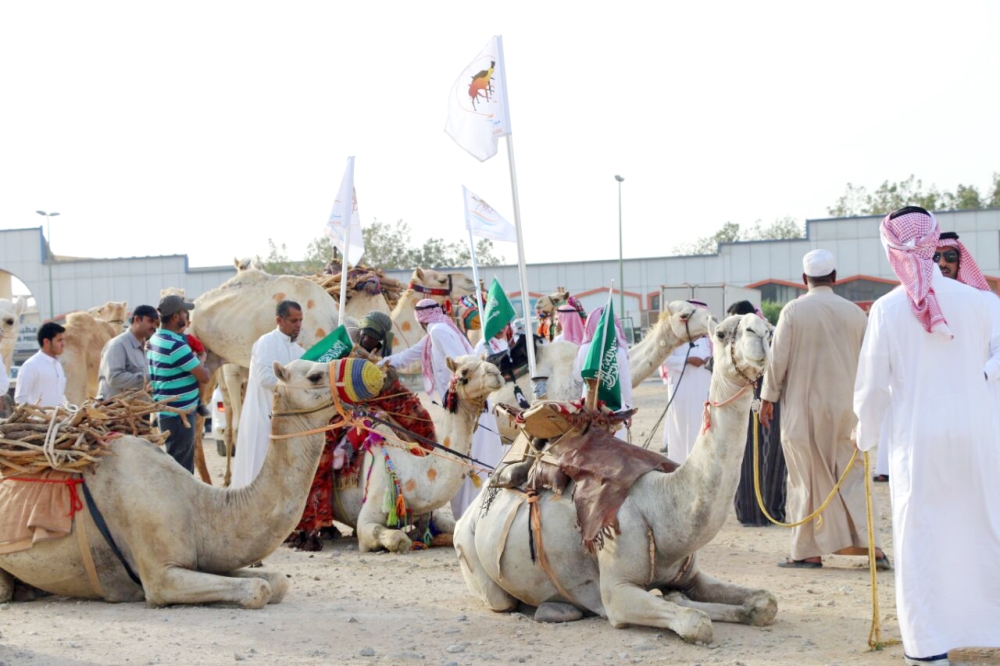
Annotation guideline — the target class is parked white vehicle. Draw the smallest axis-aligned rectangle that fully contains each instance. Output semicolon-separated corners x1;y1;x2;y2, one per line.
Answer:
209;386;230;456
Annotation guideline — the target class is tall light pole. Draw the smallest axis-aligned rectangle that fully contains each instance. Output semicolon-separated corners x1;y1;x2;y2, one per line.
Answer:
614;175;625;329
36;210;60;320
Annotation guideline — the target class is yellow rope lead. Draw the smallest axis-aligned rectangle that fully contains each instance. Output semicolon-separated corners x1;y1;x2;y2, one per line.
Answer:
752;412;898;652
751;412;858;528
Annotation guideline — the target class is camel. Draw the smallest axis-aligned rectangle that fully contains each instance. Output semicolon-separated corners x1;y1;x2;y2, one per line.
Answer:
61;303;126;404
0;358;359;607
390;268;478;354
0;296;26;372
454;313;777;642
85;301;128;325
488;301;715;442
331;354;504;552
234;256;265;272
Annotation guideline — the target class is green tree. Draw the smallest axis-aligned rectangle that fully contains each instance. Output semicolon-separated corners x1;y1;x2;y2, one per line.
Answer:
828;172;1000;216
987;172;1000;208
672;217;804;256
262;239;302;275
760;300;783;326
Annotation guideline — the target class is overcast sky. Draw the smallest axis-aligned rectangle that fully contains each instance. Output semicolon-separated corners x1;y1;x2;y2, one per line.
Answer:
2;1;998;274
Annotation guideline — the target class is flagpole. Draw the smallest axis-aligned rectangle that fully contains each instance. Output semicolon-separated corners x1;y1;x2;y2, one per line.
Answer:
467;228;486;330
497;36;537;378
338;227;350;328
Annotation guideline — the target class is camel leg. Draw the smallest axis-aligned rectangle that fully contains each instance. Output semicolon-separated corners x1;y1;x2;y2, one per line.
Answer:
354;468;411;554
193;416;212;484
454;510;518;613
144;566;272;609
600;579;713;643
228;569;288;605
666;572;777;626
430;506;457;535
0;568;14;603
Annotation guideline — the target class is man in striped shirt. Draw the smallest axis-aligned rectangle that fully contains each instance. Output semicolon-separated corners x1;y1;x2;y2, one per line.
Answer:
148;295;210;472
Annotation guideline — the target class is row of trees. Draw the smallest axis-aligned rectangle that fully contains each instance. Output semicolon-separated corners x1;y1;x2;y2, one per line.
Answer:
675;171;1000;256
263;219;505;275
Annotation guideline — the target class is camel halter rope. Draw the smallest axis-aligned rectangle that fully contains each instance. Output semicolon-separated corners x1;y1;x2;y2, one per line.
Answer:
268;363;498;474
749;386;888;650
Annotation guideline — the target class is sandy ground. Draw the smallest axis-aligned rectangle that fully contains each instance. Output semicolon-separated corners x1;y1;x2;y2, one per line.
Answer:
2;379;999;666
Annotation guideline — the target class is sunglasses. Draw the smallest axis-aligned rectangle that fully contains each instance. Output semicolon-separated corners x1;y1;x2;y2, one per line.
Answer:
933;250;959;263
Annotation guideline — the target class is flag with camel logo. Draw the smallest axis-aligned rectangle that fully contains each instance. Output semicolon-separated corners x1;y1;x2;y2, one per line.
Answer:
445;36;511;162
581;301;622;411
483;278;516;341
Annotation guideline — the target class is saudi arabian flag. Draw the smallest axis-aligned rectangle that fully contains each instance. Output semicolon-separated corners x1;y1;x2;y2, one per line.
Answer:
483;278;516;341
302;325;353;363
581;301;622;411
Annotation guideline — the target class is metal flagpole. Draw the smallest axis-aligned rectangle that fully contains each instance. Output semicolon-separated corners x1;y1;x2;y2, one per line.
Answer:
496;35;538;379
467;228;486;329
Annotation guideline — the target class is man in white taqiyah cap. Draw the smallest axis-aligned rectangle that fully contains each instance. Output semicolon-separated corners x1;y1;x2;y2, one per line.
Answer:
760;247;888;569
802;249;836;278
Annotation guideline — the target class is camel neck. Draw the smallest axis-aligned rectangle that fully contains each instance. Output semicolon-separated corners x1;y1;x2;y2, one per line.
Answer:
202;397;332;571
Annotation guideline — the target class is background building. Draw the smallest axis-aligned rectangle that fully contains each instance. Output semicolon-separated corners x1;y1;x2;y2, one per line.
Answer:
3;208;998;360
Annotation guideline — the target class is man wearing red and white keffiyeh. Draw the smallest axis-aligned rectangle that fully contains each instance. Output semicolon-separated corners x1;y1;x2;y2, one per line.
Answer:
935;231;992;291
854;205;1000;665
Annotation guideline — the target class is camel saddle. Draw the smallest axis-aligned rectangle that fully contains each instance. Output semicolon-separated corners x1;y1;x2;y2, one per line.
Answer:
492;401;678;552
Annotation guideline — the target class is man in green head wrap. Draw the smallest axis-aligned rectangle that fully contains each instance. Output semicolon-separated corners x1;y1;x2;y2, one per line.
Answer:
357;311;393;357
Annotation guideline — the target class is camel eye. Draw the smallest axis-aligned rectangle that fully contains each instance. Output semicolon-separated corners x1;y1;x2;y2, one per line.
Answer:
307;372;323;383
716;330;726;341
3;318;12;327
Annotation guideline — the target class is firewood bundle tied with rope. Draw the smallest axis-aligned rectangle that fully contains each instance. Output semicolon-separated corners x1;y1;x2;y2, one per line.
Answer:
309;263;405;310
0;389;183;476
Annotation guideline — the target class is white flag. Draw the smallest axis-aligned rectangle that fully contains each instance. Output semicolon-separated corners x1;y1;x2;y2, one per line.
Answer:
445;36;511;162
325;156;365;265
463;186;517;243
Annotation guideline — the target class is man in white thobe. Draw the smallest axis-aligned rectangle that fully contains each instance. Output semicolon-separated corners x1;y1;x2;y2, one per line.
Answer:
230;300;305;488
15;322;67;407
382;299;504;519
661;334;712;463
855;207;1000;666
760;249;886;569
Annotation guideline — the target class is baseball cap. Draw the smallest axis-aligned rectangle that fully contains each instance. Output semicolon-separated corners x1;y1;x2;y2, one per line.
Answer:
158;295;195;317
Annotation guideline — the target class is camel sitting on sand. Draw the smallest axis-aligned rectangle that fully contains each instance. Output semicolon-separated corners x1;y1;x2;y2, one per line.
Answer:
455;314;777;642
0;358;369;607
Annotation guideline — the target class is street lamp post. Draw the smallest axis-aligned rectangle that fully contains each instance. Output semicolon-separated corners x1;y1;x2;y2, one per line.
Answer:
35;210;60;320
614;175;625;328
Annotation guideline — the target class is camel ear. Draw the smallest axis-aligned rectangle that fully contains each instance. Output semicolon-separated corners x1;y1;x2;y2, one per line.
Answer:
273;362;289;383
414;267;425;281
234;257;241;269
445;356;457;373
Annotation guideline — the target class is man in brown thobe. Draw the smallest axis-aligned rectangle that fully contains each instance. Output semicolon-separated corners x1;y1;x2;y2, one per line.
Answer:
759;249;888;569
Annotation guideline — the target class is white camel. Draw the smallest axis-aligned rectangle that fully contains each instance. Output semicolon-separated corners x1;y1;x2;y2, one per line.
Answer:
0;358;361;607
333;354;504;552
0;297;27;372
455;314;777;642
489;301;715;442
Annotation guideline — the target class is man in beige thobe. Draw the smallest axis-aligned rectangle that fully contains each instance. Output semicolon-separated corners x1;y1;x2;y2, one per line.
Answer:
759;249;888;569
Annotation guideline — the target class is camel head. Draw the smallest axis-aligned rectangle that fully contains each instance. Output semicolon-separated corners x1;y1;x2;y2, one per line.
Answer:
534;289;570;316
0;296;26;344
412;268;477;300
87;301;128;324
711;314;771;387
272;359;339;417
662;300;715;344
235;256;266;272
160;287;186;299
445;355;504;405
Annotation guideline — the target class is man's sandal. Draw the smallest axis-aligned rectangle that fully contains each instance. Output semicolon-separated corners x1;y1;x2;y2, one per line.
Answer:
778;559;822;569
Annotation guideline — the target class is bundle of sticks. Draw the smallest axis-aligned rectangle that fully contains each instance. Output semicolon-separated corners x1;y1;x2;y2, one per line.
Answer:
0;389;183;476
309;264;405;310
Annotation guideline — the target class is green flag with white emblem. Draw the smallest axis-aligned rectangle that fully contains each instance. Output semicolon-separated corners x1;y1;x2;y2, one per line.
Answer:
483;278;516;341
302;325;353;363
581;300;622;411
